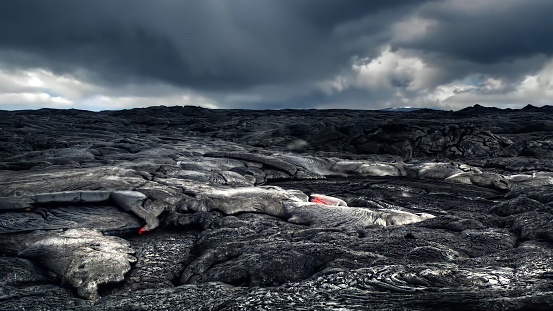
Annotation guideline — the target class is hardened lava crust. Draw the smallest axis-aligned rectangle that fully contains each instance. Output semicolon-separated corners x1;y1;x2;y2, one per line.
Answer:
1;105;553;310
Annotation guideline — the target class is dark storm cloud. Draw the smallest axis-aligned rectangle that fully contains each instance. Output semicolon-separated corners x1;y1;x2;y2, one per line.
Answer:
0;0;427;91
2;0;553;111
398;0;553;64
282;0;431;28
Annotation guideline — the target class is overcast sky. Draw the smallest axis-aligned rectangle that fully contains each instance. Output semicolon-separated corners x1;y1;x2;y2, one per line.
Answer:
1;0;553;111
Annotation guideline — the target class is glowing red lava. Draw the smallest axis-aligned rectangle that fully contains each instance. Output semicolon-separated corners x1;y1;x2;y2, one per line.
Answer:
311;197;330;205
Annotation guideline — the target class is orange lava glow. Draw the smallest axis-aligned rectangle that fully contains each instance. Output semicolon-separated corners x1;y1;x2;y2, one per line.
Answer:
311;197;330;205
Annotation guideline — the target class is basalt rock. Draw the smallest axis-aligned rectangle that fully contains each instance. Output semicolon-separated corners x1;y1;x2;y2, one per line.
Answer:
1;106;553;310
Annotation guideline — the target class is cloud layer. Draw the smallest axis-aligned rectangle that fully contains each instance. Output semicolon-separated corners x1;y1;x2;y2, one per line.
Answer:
1;0;552;110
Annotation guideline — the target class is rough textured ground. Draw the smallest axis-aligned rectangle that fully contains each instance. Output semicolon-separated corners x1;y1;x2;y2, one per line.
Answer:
1;104;553;310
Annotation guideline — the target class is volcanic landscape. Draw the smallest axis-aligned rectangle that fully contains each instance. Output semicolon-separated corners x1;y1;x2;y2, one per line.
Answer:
1;105;553;310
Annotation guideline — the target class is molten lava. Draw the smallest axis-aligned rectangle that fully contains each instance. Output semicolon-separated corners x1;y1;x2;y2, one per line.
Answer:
311;197;330;205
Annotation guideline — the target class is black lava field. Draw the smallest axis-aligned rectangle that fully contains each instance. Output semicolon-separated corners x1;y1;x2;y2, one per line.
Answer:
1;105;553;310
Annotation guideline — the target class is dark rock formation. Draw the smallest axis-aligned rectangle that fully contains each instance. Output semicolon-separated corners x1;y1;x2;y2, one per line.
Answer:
1;105;553;310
